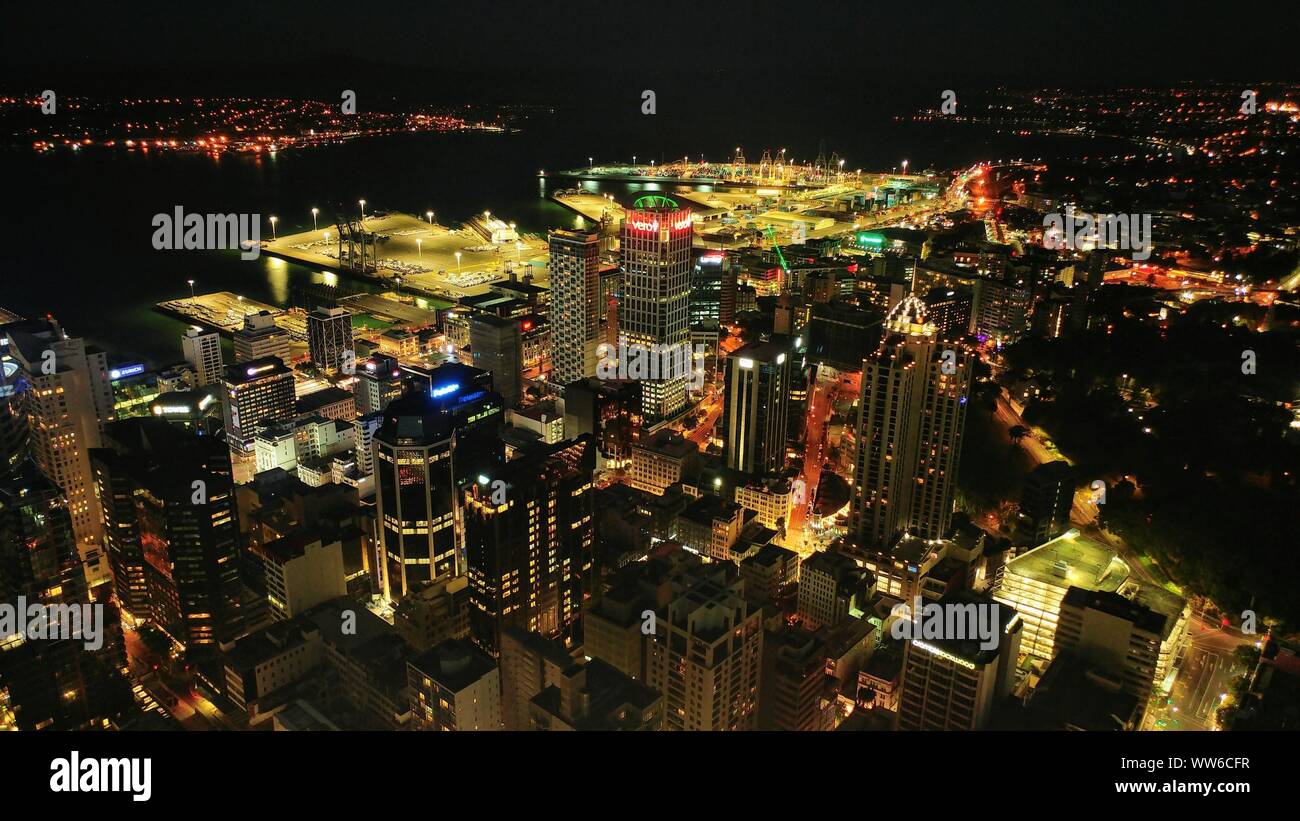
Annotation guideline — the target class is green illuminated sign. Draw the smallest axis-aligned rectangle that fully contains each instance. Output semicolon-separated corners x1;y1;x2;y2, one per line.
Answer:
856;232;884;246
633;195;679;209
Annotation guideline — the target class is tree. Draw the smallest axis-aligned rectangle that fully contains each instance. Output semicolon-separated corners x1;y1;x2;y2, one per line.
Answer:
1008;425;1031;447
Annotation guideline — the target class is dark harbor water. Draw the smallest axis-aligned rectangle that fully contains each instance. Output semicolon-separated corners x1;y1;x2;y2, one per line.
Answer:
0;103;1119;368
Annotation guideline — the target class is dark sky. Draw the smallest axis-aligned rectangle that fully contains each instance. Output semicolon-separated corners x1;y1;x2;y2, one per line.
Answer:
2;0;1295;101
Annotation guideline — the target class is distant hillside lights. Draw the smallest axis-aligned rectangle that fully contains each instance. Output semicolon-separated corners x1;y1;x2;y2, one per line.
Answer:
596;341;706;391
151;206;261;260
1042;205;1152;261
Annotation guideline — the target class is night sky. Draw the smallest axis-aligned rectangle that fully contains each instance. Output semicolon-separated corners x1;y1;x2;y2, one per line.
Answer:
2;0;1295;104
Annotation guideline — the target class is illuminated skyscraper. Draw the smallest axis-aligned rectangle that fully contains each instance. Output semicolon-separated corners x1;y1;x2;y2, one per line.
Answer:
619;197;693;422
182;326;224;387
233;311;291;365
307;306;353;373
548;228;601;385
463;435;595;656
373;365;503;601
850;296;971;548
722;339;791;477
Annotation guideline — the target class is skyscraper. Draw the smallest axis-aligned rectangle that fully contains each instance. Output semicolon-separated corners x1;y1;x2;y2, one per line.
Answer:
548;228;601;385
373;365;504;601
722;339;791;477
221;357;295;455
307;307;353;373
468;314;522;408
354;354;404;416
619;197;693;422
2;318;108;549
90;418;244;656
463;435;595;655
182;326;224;387
233;310;291;365
850;295;972;548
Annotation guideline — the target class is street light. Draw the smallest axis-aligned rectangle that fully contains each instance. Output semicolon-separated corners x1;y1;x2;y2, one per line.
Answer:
455;251;462;271
269;215;277;240
311;207;319;231
323;230;329;243
416;238;422;259
187;279;195;300
426;210;433;224
358;199;366;221
902;159;909;174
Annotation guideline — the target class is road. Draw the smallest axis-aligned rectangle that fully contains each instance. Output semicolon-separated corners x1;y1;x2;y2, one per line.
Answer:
1151;613;1255;731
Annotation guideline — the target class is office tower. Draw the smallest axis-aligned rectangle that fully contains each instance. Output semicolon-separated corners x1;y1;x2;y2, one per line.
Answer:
1017;460;1074;545
355;354;403;415
464;435;595;655
548;228;601;385
90;418;243;656
353;411;383;477
807;301;876;371
561;377;637;471
307;306;353;373
182;326;224;387
797;551;873;631
973;275;1032;344
1056;587;1190;703
469;314;522;408
739;544;800;606
221;356;295;455
760;625;836;731
233;310;291;364
2;319;107;549
922;286;974;340
644;565;763;730
629;430;699;495
0;461;132;731
619;198;693;422
690;252;728;326
252;528;347;621
407;638;501;730
674;494;745;561
895;590;1022;731
373;367;504;601
722;339;791;477
850;296;972;548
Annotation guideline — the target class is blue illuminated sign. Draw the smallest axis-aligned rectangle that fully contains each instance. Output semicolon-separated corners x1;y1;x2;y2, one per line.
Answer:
430;382;460;398
110;363;145;381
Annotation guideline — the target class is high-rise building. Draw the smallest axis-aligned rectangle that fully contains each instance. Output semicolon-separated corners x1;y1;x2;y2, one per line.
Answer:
182;326;224;387
90;418;244;658
354;355;404;416
722;339;791;477
2;319;109;549
895;590;1022;731
644;564;763;730
797;551;873;631
1016;460;1074;546
548;228;601;385
759;625;836;731
0;353;28;479
352;410;383;478
233;310;291;365
407;638;501;730
469;314;522;408
307;307;353;373
373;366;504;601
619;198;693;422
850;296;972;548
253;528;348;621
689;252;729;326
1056;586;1190;703
221;357;295;455
463;435;595;655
